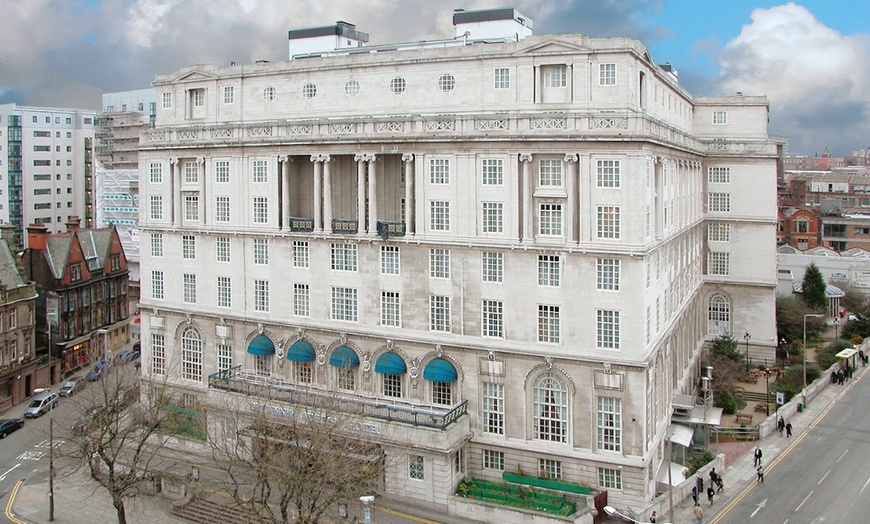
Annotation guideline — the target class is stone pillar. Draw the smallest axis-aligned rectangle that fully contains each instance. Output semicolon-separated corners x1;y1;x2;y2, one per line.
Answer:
355;154;367;233
564;153;579;243
281;156;291;230
519;153;533;242
402;153;414;235
322;155;332;233
311;155;323;232
367;155;378;234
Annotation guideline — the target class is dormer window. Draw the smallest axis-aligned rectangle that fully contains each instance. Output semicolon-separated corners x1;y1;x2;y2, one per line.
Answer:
70;263;83;282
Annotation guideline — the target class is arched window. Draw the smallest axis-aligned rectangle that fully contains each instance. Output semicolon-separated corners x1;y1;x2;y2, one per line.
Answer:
375;352;406;398
533;372;568;443
423;358;457;406
708;293;731;335
181;327;203;381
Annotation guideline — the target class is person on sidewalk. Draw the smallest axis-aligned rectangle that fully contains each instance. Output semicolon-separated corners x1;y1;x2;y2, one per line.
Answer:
691;485;699;506
753;446;763;467
707;484;715;506
649;510;657;523
786;421;793;437
693;504;704;524
756;465;764;483
778;416;785;435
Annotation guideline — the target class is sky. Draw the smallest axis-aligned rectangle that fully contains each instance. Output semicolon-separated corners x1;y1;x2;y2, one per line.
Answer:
1;0;868;156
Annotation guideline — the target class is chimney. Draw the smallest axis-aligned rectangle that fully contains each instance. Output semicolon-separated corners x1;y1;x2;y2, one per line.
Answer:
66;216;82;232
27;224;49;250
0;224;16;248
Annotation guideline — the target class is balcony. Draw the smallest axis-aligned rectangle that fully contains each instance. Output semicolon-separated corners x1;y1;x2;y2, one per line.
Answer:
331;219;358;234
287;216;314;232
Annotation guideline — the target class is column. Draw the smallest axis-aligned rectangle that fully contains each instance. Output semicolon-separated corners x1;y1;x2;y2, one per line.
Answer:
355;154;366;233
367;155;378;234
171;158;181;225
564;154;579;243
281;156;291;230
198;157;206;223
323;155;332;232
402;153;414;235
519;153;533;242
310;155;322;232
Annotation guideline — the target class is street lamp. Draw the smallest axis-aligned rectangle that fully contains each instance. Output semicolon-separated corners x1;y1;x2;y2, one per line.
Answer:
360;495;374;524
803;313;825;405
744;331;751;372
833;317;840;340
764;368;770;415
603;505;672;524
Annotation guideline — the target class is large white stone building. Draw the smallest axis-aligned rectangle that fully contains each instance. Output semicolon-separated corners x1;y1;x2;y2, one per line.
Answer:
0;104;96;248
138;8;780;515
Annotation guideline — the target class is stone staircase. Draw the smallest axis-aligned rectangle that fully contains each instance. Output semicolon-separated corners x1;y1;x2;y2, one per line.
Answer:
740;391;774;403
170;498;262;524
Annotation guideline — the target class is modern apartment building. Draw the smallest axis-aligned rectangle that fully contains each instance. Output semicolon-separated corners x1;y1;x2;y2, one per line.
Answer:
0;104;96;248
138;8;780;515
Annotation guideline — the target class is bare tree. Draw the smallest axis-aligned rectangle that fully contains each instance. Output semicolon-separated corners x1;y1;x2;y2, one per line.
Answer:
208;388;385;524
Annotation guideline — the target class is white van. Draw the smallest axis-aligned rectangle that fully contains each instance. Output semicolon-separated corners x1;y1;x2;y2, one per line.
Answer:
24;391;59;418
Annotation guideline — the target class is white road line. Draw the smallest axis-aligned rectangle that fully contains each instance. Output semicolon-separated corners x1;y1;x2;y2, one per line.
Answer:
795;491;813;512
818;469;831;484
860;476;870;494
0;463;21;482
750;498;768;518
837;450;849;463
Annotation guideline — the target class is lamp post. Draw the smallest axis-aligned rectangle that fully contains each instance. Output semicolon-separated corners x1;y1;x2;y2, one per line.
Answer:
744;331;751;372
360;495;374;524
803;313;825;405
764;369;770;415
833;317;840;340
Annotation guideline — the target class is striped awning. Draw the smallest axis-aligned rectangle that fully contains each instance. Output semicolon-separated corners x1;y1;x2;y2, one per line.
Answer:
423;358;457;382
374;352;406;375
286;340;315;362
246;335;275;356
329;346;360;368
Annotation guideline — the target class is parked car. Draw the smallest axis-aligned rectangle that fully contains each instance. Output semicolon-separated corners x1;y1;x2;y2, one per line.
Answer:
24;392;59;418
115;348;141;364
59;379;82;397
85;359;112;381
849;313;860;321
0;418;25;438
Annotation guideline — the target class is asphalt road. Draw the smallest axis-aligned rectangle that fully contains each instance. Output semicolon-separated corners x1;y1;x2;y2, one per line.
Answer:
0;397;64;500
716;370;870;523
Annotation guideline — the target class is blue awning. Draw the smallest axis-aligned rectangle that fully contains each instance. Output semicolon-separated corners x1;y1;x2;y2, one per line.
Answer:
423;358;457;382
329;346;360;368
375;352;406;375
286;340;315;362
247;335;275;356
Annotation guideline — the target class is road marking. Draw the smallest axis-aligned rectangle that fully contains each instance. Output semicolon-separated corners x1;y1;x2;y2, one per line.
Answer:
836;450;848;463
861;476;870;494
35;439;64;449
795;491;813;512
818;469;831;484
750;498;767;517
16;451;45;461
4;480;27;524
0;464;20;482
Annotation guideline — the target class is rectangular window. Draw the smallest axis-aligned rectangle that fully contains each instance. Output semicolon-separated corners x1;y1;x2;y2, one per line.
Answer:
217;343;232;371
482;252;504;283
184;194;199;221
217;276;232;308
493;68;510;89
708;252;730;276
151;334;165;375
708;193;731;212
481;158;504;185
429;158;450;184
252;159;268;183
293;241;309;268
162;92;172;109
409;455;424;481
597;397;622;452
429;295;450;332
708;167;731;184
182;235;196;259
381;291;401;327
538;305;560;343
712;110;728;125
708;222;731;242
183;273;197;304
149;195;163;220
433;381;452;405
596;258;621;290
539;204;563;236
429;248;450;278
544;65;567;87
383;372;402;398
216;237;230;262
184;162;199;184
254;279;269;312
482;300;504;338
193;89;204;107
380;245;400;275
152;270;164;300
216;196;230;222
597;309;620;349
538;255;560;287
597;160;620;188
331;243;358;271
293;283;310;317
539;159;562;186
482;202;503;233
223;86;234;104
599;468;622;490
599;63;617;85
253;238;269;265
482;382;505;434
597;206;620;239
483;449;505;470
215;160;230;183
149;162;163;183
430;201;450;231
150;233;163;257
539;459;562;480
253;197;268;223
332;287;358;322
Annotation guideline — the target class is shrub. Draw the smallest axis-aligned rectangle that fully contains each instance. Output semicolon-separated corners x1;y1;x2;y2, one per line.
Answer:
714;390;739;414
685;449;716;476
817;339;851;370
709;334;742;362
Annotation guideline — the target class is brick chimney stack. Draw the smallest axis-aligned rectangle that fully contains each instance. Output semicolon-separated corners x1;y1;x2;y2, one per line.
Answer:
0;224;16;249
27;224;49;250
65;216;82;232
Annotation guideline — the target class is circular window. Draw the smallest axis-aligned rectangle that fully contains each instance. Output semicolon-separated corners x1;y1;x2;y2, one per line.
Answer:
302;82;317;99
438;74;456;92
263;86;276;102
345;80;360;98
390;77;407;95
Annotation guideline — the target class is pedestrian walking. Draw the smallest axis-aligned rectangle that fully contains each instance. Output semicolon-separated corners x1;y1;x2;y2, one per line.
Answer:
709;467;719;487
778;416;785;435
753;446;763;467
715;473;724;493
707;484;715;505
691;485;699;505
649;510;657;523
756;465;764;483
693;504;704;524
786;421;793;437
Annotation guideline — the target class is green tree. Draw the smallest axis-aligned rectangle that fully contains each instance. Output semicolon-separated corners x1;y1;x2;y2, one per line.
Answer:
801;263;827;310
709;333;741;362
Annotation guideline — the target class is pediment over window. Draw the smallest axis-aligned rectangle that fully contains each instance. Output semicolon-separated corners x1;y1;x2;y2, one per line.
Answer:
515;40;592;56
174;70;217;83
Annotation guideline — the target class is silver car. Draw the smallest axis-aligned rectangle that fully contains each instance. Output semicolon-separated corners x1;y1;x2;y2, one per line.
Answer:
24;392;59;418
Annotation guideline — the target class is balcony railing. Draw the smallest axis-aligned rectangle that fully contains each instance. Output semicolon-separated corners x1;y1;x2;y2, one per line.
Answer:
286;217;314;232
332;219;358;234
208;365;467;430
377;221;406;239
